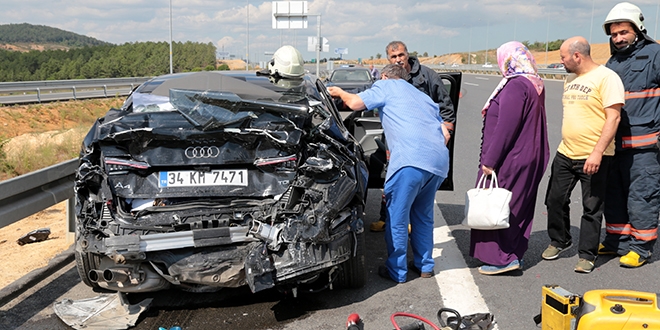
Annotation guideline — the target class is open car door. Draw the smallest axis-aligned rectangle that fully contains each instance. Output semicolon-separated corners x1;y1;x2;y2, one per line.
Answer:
346;72;462;190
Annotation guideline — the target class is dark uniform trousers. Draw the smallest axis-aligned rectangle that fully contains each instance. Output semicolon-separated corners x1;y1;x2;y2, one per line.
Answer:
603;149;660;258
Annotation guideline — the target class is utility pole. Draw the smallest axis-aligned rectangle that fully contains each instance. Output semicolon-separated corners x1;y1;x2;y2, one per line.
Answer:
246;0;249;71
169;0;173;74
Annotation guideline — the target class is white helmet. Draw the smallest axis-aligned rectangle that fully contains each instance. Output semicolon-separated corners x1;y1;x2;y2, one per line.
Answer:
268;45;305;78
603;2;646;35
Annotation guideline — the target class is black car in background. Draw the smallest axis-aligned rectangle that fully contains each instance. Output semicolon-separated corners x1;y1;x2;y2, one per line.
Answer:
74;71;369;295
324;66;375;94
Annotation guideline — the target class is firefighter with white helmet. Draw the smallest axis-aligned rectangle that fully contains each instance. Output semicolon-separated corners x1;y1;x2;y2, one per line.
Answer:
603;1;646;35
600;2;660;268
268;45;305;78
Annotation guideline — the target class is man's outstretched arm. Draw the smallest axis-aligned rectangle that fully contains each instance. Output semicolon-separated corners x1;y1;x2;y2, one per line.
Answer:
327;86;366;111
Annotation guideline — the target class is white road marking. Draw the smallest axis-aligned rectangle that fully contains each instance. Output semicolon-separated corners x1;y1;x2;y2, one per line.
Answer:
431;199;498;328
464;82;479;86
475;77;490;81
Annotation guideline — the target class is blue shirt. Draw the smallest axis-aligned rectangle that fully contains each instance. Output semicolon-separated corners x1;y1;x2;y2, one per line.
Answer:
358;79;449;181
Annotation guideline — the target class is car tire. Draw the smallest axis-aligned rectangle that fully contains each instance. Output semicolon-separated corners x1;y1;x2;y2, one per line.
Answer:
75;250;102;289
337;230;367;289
74;229;101;289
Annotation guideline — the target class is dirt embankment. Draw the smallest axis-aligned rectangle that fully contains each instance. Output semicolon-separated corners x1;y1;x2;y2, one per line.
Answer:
359;42;613;67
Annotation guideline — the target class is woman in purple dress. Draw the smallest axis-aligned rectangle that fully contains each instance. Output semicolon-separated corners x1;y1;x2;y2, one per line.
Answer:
470;41;550;275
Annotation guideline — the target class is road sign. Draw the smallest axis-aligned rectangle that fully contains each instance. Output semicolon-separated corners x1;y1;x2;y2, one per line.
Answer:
308;37;329;52
272;1;308;29
334;48;348;55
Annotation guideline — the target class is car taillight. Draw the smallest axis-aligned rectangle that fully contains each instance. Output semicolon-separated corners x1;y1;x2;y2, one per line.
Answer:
104;157;150;173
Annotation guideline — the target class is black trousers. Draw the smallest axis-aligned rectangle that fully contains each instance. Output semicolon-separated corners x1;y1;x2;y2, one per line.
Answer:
545;152;611;261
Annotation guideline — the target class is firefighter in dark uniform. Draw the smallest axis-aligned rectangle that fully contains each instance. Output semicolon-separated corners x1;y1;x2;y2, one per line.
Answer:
600;2;660;267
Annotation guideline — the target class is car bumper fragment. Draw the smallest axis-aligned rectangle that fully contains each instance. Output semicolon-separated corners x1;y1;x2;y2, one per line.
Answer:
102;227;254;257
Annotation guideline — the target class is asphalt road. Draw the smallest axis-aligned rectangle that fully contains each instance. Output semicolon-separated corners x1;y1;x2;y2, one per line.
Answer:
3;73;660;330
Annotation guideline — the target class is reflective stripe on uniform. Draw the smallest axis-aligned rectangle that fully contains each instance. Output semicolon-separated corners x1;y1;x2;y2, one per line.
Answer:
605;223;632;235
631;227;659;241
625;88;660;100
621;132;659;148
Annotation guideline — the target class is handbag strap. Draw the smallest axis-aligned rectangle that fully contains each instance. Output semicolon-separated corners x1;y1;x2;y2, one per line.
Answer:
489;171;499;189
476;173;487;189
477;171;500;189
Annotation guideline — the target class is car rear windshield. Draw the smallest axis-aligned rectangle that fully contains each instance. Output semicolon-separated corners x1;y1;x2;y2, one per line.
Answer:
127;72;320;116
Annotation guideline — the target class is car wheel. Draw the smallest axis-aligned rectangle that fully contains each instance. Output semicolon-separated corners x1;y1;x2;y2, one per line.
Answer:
337;230;366;288
75;250;102;289
74;228;101;289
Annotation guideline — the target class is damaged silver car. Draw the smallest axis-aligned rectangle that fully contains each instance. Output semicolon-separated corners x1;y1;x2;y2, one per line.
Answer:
74;70;369;295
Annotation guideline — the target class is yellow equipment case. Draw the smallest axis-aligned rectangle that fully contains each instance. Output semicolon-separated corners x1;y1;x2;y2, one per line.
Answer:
539;285;660;330
540;285;581;330
576;289;660;329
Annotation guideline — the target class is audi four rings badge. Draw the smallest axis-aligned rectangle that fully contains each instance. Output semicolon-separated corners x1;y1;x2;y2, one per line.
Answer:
185;146;220;158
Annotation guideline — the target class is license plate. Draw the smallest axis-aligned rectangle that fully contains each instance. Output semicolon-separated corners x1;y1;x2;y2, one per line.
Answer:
159;169;248;187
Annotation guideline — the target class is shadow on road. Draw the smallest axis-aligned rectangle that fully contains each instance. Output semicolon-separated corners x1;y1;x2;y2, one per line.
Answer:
1;267;80;330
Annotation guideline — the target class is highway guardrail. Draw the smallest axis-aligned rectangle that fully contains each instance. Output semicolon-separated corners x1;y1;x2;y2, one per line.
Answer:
0;77;151;105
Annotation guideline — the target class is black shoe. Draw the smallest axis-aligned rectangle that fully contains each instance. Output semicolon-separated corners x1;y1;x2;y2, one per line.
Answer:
408;261;434;278
378;265;398;283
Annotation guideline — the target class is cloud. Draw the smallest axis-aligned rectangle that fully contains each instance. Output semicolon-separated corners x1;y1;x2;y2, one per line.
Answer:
1;0;659;59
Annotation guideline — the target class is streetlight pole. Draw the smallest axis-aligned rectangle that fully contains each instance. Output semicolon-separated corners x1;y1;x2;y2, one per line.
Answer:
316;15;321;78
246;0;249;71
514;17;517;41
655;3;659;40
589;0;595;43
485;21;489;65
468;27;472;65
545;16;550;65
169;0;173;74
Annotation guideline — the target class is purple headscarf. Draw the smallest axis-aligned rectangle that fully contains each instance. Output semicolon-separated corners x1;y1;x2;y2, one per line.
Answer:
482;41;544;116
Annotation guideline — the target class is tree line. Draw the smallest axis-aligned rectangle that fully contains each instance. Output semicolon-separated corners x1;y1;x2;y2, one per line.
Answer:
523;39;564;52
0;41;217;82
0;23;111;48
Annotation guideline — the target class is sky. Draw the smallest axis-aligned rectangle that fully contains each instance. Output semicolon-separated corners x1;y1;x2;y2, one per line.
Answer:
2;0;660;64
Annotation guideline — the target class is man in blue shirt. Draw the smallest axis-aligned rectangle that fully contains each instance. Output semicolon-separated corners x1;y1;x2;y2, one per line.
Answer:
328;64;449;283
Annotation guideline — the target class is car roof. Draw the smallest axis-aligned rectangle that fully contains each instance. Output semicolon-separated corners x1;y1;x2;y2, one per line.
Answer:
138;71;313;94
331;67;369;71
125;71;323;112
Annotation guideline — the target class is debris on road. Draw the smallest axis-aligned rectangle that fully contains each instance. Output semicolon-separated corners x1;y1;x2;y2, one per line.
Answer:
16;228;50;245
53;292;152;330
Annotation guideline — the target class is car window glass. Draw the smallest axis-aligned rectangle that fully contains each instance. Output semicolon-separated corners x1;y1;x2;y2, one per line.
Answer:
132;93;175;112
316;79;346;127
331;71;348;81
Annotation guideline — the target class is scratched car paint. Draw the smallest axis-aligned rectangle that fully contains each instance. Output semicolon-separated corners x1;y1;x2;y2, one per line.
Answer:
74;71;369;294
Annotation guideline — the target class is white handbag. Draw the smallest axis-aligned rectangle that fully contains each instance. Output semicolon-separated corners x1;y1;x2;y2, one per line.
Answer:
463;171;512;230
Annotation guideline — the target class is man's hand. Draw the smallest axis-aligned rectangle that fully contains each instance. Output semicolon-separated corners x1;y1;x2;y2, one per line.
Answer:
441;123;450;145
327;86;366;111
327;86;343;98
583;152;602;175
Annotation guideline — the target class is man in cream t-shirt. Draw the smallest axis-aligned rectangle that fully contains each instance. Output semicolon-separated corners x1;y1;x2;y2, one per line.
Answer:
542;36;624;274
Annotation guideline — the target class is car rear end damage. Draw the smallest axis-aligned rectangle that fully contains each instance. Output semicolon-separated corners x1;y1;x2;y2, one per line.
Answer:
74;72;368;294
